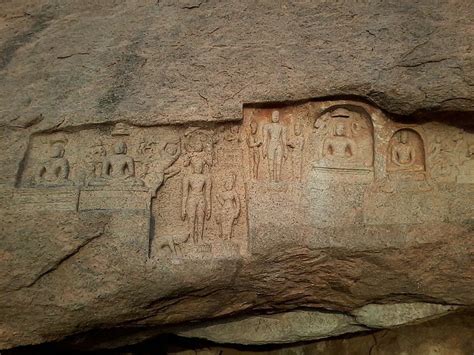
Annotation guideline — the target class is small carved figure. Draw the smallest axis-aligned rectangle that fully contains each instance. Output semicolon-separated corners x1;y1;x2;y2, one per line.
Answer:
183;127;215;170
181;159;212;244
159;233;190;257
89;141;144;187
386;129;426;179
215;174;241;240
288;121;305;181
457;143;474;183
149;141;181;197
137;139;156;155
183;139;213;173
247;120;262;179
36;142;74;186
88;140;106;178
223;125;241;142
322;122;356;160
430;134;460;180
262;110;288;182
391;130;416;169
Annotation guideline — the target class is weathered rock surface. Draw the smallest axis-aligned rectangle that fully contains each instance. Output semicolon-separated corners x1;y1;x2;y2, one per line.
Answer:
0;0;473;352
167;311;474;355
351;302;460;329
0;0;473;131
174;303;459;345
176;310;365;345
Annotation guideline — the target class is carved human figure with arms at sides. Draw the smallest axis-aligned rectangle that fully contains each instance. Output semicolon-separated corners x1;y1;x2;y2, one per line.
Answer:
262;110;288;182
89;141;144;187
36;142;74;186
247;120;262;179
391;130;416;169
288;121;305;181
181;159;211;244
322;122;356;161
216;173;241;240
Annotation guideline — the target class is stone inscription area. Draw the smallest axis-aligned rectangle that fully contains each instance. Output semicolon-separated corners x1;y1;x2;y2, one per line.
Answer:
12;100;473;259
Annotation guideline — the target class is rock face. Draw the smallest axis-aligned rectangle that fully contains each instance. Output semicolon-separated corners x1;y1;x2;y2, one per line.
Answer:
0;0;473;352
166;311;474;355
175;303;459;345
0;0;473;132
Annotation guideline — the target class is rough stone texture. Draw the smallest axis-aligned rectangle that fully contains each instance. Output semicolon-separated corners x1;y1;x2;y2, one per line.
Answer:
0;0;473;352
0;0;473;131
167;311;474;355
5;311;472;354
174;304;458;345
351;302;460;329
176;310;365;345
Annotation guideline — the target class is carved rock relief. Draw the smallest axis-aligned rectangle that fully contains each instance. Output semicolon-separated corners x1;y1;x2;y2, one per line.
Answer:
426;124;474;184
387;129;426;173
14;123;248;261
8;99;473;258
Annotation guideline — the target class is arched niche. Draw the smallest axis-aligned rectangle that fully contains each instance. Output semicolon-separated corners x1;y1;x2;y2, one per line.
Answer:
386;128;426;173
313;104;374;171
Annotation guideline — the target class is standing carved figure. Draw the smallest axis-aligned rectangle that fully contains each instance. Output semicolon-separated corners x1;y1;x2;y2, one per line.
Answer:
216;174;241;240
247;120;262;179
262;110;288;182
430;135;459;180
288;121;305;181
90;141;106;179
322;122;356;160
391;130;415;169
36;142;74;186
181;160;212;244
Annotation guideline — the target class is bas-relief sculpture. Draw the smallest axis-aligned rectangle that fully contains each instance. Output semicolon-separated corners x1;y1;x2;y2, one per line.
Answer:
34;141;74;187
10;100;473;259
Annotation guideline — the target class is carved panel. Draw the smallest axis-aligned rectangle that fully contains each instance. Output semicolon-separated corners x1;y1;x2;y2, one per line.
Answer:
12;99;473;260
313;106;374;171
387;129;425;173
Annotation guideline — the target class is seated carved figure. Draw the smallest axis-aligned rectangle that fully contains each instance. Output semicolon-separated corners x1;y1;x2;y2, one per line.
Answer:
322;122;356;161
36;143;74;186
390;130;424;172
392;131;415;168
89;141;144;187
